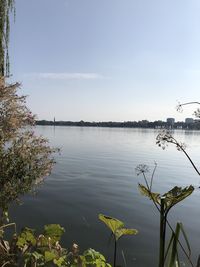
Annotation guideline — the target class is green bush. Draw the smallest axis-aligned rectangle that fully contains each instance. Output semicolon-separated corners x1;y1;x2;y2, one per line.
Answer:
0;223;111;267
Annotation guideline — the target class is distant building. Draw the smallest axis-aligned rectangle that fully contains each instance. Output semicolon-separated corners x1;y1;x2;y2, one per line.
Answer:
185;118;194;124
166;118;175;125
141;120;149;123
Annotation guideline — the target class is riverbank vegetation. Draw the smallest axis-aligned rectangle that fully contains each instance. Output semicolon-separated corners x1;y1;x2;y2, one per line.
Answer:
0;222;112;267
0;70;114;267
36;119;200;130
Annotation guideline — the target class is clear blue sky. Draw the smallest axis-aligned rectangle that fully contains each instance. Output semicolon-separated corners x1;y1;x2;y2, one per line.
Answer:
9;0;200;121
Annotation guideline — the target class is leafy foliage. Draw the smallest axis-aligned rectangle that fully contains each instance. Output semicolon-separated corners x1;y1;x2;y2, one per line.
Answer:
138;184;194;213
0;223;111;267
0;79;59;223
17;227;36;248
99;214;138;241
162;186;194;212
99;214;124;236
99;214;138;267
138;183;161;204
44;224;65;242
137;164;195;267
81;249;112;267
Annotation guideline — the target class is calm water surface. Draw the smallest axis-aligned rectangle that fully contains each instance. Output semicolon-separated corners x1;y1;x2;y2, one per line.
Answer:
10;126;200;267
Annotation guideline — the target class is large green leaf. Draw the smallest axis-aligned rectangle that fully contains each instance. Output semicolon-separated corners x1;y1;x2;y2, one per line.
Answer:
16;227;36;248
163;185;194;211
99;214;138;242
138;184;194;212
44;251;57;262
99;214;124;234
82;248;112;267
83;248;106;262
115;228;138;241
44;224;65;242
138;183;161;204
53;256;67;267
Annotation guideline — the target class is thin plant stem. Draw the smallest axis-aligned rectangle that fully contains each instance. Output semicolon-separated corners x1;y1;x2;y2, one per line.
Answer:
169;136;200;176
121;250;127;267
150;162;157;191
0;222;16;233
159;198;166;267
114;238;117;267
178;102;200;107
142;173;160;212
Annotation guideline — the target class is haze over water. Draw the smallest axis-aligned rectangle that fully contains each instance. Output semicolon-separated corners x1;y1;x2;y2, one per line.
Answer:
10;126;200;266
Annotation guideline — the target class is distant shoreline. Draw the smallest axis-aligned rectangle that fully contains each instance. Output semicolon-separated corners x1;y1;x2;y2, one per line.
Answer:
36;120;200;130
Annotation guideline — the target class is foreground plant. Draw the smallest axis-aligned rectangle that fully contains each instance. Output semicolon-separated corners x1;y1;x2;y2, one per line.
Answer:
0;223;111;267
155;101;200;267
99;214;138;267
136;164;194;267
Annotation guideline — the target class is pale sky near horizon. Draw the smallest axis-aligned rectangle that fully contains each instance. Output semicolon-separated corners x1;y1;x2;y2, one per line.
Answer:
9;0;200;122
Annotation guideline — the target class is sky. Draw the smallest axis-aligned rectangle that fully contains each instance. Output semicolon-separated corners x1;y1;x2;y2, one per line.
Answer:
9;0;200;122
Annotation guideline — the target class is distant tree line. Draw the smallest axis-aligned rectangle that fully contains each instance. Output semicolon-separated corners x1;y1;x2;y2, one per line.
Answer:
36;119;200;130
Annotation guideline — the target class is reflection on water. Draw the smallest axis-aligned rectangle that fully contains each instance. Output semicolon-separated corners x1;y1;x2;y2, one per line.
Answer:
10;126;200;267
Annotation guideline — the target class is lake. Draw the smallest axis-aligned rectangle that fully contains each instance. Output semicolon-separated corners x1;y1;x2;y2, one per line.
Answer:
10;126;200;267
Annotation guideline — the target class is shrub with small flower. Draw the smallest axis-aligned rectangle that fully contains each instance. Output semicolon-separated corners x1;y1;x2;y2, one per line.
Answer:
0;79;59;223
